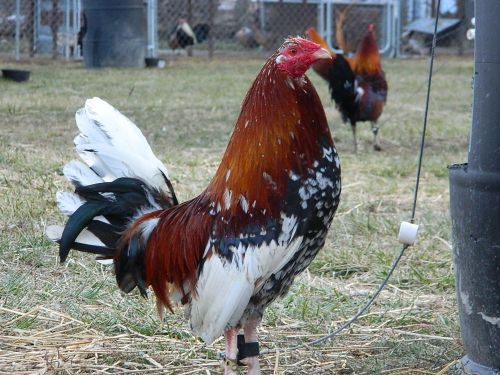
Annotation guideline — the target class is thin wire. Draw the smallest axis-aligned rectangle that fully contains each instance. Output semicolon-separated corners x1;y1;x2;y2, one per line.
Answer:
411;3;441;222
262;0;442;355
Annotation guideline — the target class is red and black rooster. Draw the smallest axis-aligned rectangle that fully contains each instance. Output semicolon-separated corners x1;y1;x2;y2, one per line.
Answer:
47;38;341;374
307;25;388;152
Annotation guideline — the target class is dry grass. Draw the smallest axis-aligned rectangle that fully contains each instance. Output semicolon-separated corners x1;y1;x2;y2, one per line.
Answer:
0;54;472;374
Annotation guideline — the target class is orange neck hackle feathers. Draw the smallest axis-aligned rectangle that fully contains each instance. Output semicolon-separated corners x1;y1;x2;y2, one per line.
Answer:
208;38;332;221
351;24;382;76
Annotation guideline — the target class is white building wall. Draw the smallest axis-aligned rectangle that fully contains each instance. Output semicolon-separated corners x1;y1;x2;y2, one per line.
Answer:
406;0;458;22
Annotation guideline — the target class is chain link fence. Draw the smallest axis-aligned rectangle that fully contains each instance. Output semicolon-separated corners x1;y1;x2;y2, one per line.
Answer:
1;0;471;62
152;0;400;58
0;0;81;59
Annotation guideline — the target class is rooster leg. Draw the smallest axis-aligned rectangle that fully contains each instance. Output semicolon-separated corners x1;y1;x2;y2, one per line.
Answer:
371;122;382;151
223;328;239;375
239;318;261;374
351;123;358;153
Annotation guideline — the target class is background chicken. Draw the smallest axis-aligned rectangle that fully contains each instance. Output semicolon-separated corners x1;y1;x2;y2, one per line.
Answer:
306;25;388;152
168;19;210;50
235;23;272;50
47;38;340;374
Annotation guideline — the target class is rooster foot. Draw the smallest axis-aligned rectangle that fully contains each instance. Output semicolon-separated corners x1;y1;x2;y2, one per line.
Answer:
370;122;381;151
220;351;259;375
222;357;239;374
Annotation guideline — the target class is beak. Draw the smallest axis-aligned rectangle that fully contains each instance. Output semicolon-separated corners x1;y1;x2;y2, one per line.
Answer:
312;47;332;61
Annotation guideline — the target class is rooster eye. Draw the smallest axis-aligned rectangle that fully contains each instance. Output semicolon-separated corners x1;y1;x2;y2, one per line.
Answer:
290;48;297;55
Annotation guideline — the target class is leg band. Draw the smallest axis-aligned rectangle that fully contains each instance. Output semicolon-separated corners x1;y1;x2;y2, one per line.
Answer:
236;334;260;364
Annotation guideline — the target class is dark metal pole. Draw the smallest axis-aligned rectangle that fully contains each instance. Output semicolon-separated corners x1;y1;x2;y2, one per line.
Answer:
449;0;500;374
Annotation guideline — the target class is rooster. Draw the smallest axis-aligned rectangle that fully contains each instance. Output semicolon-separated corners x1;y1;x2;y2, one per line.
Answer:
46;38;340;375
168;19;210;50
306;25;388;152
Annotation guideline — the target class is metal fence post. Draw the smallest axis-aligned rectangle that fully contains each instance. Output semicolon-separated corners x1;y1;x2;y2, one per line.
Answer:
208;0;215;60
449;0;500;373
394;0;401;57
15;0;21;60
317;0;324;39
326;0;332;48
35;0;40;55
147;0;157;58
186;0;193;57
259;0;265;35
64;0;70;60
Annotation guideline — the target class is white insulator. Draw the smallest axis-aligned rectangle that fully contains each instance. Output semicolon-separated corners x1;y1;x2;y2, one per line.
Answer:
398;221;419;245
467;29;475;41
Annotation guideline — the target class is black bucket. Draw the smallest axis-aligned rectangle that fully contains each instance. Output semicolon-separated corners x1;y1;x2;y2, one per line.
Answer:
1;69;31;82
82;0;146;68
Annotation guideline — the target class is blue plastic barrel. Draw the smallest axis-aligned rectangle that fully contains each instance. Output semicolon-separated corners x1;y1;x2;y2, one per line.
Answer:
82;0;146;68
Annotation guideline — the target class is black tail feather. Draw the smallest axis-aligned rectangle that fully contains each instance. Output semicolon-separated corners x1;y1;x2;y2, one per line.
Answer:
59;201;109;262
59;177;162;264
193;23;210;43
76;177;149;197
87;220;122;248
55;176;169;298
116;234;148;297
70;241;115;257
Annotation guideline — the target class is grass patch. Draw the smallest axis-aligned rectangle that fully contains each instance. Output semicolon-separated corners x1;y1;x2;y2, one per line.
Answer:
0;55;471;373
